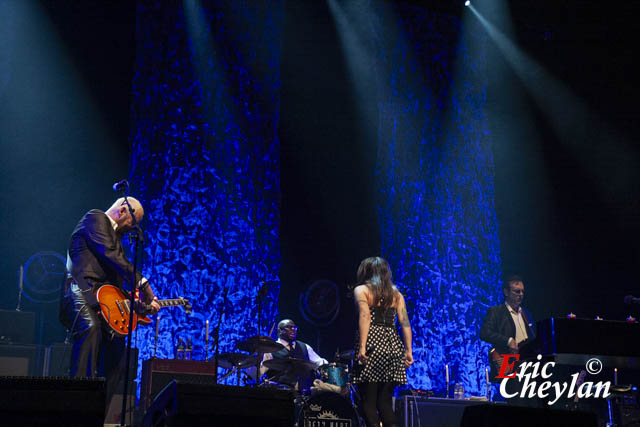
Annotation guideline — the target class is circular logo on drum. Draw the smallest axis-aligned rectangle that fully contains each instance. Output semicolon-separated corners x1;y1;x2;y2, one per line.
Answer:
318;410;340;419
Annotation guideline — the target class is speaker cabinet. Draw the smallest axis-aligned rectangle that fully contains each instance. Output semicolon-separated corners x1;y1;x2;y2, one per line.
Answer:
0;309;36;344
143;380;295;427
0;376;105;426
141;358;218;409
461;403;598;427
0;343;44;376
43;342;72;376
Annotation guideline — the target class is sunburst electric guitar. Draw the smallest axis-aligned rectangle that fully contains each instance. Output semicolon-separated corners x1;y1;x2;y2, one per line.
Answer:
488;339;530;381
96;284;191;336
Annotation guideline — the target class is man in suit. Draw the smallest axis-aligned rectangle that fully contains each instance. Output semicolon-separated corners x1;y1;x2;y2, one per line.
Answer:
59;197;160;407
261;319;327;392
480;275;535;384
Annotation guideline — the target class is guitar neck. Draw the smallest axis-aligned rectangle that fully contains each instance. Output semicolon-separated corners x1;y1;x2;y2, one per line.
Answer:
158;299;186;307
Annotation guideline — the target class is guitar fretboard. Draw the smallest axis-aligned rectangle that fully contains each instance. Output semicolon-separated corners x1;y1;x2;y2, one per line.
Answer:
159;299;186;307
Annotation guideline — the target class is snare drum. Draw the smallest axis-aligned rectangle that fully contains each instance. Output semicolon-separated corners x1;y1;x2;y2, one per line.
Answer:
318;363;348;387
298;391;360;427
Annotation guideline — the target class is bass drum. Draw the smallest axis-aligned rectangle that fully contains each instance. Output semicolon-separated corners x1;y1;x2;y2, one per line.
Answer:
298;391;361;427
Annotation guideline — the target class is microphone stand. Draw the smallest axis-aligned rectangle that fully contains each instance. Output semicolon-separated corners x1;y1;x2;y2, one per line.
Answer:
254;282;269;384
154;314;160;358
120;192;142;427
16;265;24;311
213;286;230;384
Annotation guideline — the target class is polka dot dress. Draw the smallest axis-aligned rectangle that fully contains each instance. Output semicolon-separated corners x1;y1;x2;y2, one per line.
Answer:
352;306;407;384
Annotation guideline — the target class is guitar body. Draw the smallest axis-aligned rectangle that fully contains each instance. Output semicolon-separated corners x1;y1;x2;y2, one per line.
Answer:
96;284;191;336
96;285;147;336
489;348;517;381
488;339;530;382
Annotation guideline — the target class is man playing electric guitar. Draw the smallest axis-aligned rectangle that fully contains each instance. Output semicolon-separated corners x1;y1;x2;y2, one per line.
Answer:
59;197;161;410
480;275;535;390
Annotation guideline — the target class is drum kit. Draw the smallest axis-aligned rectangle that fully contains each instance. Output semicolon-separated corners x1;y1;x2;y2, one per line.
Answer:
216;335;363;426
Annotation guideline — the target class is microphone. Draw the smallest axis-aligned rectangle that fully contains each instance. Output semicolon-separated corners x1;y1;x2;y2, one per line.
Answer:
112;179;129;192
357;345;376;366
365;345;376;357
258;280;278;298
624;295;640;305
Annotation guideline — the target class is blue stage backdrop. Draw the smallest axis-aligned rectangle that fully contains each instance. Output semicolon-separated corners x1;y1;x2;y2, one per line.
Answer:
370;4;501;396
129;0;283;388
129;0;499;398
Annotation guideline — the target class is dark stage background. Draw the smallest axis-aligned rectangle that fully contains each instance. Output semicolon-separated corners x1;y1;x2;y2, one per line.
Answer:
486;1;640;321
0;0;135;345
0;0;639;394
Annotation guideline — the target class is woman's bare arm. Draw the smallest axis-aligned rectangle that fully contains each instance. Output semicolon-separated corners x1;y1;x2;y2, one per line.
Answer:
354;285;372;361
396;292;413;367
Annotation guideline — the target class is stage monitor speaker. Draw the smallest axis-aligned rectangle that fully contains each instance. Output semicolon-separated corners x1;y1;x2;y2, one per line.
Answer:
141;358;217;409
0;343;44;376
396;396;487;427
0;309;36;344
461;403;598;427
0;376;105;426
143;380;295;427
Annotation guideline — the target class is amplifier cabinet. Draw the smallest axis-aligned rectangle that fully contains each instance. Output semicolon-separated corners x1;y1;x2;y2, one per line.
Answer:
141;358;217;409
43;343;71;376
0;343;44;376
0;309;36;344
42;344;137;378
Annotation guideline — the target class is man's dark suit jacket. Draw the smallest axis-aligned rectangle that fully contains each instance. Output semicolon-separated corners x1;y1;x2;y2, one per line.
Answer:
479;303;536;355
480;303;536;382
63;209;142;308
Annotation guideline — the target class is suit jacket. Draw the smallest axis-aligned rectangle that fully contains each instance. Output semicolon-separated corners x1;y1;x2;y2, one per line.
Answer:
65;209;142;304
479;303;535;355
480;304;535;382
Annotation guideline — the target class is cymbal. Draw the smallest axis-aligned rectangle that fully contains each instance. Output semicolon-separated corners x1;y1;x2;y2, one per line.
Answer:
263;357;316;375
216;352;258;370
237;336;284;354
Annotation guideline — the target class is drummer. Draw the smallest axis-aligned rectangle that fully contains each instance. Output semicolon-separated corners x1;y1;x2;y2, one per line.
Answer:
261;319;328;392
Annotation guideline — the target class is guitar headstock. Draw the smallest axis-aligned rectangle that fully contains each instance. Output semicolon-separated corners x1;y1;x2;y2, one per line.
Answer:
178;296;192;315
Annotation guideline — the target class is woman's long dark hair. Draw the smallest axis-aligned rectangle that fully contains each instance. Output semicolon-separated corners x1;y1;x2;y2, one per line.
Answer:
356;256;396;310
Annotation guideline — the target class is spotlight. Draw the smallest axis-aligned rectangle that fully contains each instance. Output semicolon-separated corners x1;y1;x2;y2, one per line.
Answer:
465;0;470;6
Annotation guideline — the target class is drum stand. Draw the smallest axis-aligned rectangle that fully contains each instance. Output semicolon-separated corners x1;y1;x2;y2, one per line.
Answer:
217;367;237;384
257;371;281;387
348;383;361;407
347;383;368;427
215;365;249;386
